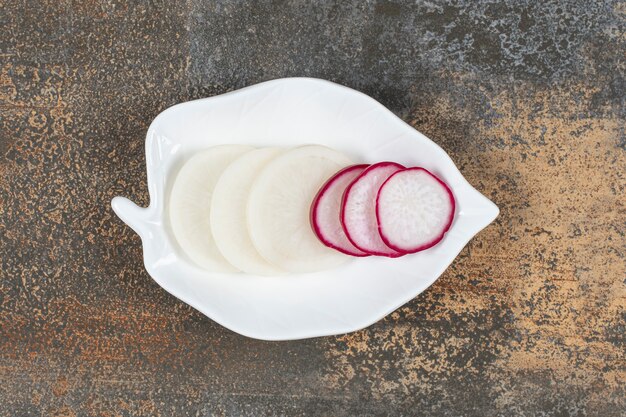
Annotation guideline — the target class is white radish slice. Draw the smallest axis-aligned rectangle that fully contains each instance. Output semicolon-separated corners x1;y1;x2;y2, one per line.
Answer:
376;168;455;253
247;145;353;273
310;164;370;257
341;162;405;257
210;147;285;275
169;145;254;271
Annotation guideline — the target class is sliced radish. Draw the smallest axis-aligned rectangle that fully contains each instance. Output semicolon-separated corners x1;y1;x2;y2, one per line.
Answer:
310;164;370;257
376;168;455;253
210;147;285;275
247;145;353;273
341;162;405;257
169;145;254;271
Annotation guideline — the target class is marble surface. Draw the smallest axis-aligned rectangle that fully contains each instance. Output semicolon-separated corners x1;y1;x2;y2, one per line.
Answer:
1;1;624;416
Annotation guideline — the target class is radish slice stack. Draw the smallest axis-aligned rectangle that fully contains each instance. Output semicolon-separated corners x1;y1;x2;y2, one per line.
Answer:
311;162;456;258
168;143;456;275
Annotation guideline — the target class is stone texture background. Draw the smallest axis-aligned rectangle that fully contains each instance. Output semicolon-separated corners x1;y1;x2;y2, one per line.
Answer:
1;1;624;416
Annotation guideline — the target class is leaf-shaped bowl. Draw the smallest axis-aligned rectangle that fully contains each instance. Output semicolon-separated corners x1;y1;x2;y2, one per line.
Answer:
112;78;498;341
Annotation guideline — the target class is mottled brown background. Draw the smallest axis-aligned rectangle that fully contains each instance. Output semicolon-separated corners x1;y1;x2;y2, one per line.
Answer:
1;1;624;416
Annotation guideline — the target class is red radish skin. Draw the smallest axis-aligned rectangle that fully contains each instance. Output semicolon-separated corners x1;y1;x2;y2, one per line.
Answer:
341;162;406;257
376;168;455;254
310;165;370;257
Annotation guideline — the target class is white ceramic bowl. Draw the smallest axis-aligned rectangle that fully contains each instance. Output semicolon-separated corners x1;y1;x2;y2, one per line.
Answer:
111;78;498;341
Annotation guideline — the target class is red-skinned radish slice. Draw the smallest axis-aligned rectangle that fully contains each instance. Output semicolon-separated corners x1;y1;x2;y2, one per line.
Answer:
376;168;455;253
341;162;406;257
310;165;370;257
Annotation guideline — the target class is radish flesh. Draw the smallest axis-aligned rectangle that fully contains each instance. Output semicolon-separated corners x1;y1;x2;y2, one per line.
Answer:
247;145;353;273
376;168;455;253
341;162;405;257
210;147;285;275
310;164;370;257
169;145;254;271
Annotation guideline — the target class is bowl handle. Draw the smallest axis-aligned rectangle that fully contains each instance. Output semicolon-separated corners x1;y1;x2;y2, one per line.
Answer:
111;196;150;237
